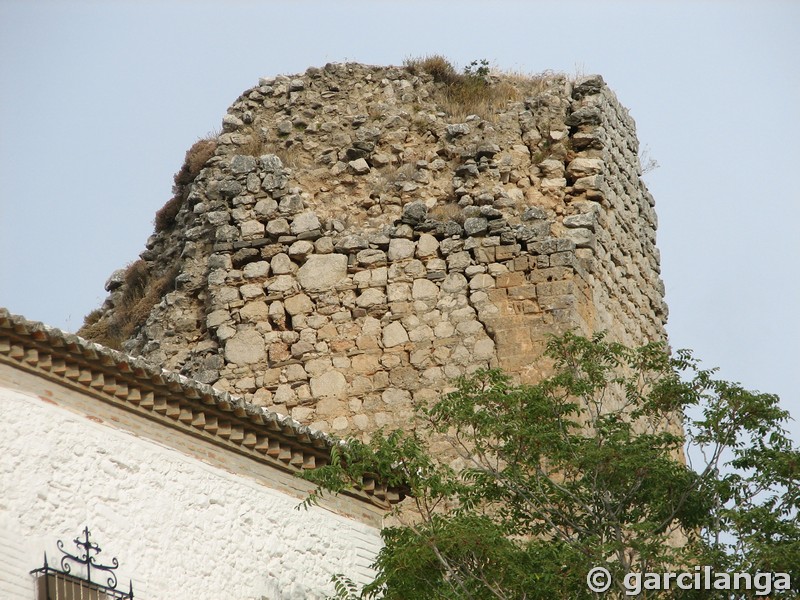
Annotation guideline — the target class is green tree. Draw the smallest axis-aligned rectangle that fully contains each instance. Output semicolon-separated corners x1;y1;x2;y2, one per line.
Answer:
302;333;800;599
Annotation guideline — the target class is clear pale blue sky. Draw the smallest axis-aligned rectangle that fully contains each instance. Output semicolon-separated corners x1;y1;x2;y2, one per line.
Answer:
1;1;798;439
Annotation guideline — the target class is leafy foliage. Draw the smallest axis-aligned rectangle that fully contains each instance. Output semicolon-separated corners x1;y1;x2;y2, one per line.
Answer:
302;333;800;599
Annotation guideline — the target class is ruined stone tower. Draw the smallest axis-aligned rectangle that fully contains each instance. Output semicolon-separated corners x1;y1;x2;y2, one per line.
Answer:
80;61;667;439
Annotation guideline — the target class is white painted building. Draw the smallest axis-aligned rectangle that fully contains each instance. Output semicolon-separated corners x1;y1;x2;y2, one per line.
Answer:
0;309;397;599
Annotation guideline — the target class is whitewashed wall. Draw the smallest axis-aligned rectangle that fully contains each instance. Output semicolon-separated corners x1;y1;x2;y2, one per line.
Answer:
0;385;382;599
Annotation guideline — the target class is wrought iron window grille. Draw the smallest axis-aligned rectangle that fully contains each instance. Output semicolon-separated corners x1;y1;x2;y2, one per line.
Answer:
30;527;133;600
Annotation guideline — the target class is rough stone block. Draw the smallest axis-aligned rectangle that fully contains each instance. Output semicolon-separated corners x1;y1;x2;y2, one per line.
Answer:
415;233;439;258
284;293;313;316
473;247;496;263
243;261;270;279
536;280;575;297
441;273;468;293
382;388;412;405
566;157;604;179
539;294;577;311
266;218;290;236
240;220;265;239
351;353;381;375
468;274;495;290
412;278;439;301
240;300;270;323
310;370;347;399
348;158;370;174
388;238;416;261
356;288;387;308
284;363;308;382
463;217;488;236
207;309;231;328
387;282;411;302
564;227;596;249
382;321;409;348
529;238;575;255
447;251;472;271
496;272;525;288
507;285;537;300
291;212;322;235
266;275;299;294
239;283;264;300
495;244;521;261
224;329;266;364
356;249;387;267
271;253;296;275
549;251;577;267
473;338;496;360
254;198;278;219
297;254;348;292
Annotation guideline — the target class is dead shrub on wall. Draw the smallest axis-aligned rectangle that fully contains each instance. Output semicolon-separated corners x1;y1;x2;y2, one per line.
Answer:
78;261;180;350
155;136;218;232
429;202;465;224
237;132;305;170
404;55;522;122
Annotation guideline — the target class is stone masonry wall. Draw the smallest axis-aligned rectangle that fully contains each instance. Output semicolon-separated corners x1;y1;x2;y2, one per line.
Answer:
83;63;667;440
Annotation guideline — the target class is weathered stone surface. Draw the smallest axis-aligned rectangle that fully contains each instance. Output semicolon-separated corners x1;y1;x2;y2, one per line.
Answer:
239;283;264;300
224;329;265;364
206;309;230;328
310;371;347;398
284;293;313;315
566;105;602;127
291;212;321;235
564;227;595;249
254;198;278;218
231;154;257;174
267;275;299;294
356;249;387;267
271;253;296;275
356;288;387;308
464;217;489;236
469;274;495;290
85;62;669;444
382;321;409;348
279;195;304;215
442;273;468;293
243;261;270;278
238;220;263;238
563;213;596;231
219;180;243;199
296;254;348;292
239;300;270;323
415;233;439;258
446;123;470;137
104;269;126;291
288;240;314;260
222;114;244;131
348;158;370;174
401;201;427;225
387;238;415;261
566;158;604;179
412;278;439;300
266;218;290;236
334;235;369;252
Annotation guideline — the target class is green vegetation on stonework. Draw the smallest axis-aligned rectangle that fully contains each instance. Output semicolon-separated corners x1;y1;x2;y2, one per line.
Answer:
300;332;800;599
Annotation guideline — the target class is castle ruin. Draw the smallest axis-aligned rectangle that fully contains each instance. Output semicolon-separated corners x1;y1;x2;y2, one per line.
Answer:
80;62;668;441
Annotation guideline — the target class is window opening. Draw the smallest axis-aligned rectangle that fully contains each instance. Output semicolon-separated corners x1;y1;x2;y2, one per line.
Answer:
30;527;133;600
